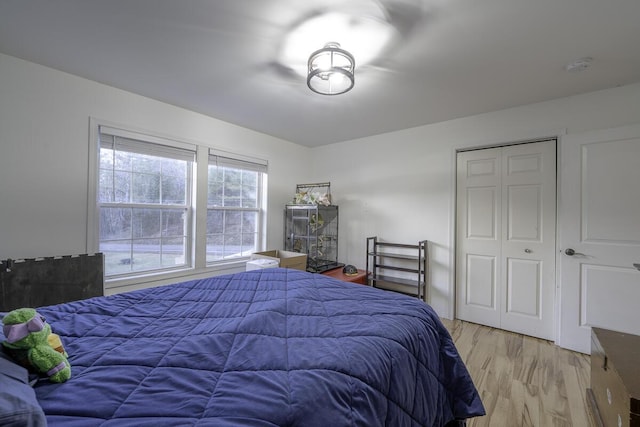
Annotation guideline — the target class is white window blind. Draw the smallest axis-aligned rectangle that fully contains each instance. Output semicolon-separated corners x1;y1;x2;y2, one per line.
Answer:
209;148;267;173
100;126;196;162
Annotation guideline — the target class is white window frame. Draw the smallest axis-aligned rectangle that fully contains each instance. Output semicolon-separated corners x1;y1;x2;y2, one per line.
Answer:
206;149;268;264
88;118;268;289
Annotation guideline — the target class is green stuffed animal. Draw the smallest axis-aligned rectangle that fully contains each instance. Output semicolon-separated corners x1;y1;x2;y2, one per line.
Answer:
2;308;71;383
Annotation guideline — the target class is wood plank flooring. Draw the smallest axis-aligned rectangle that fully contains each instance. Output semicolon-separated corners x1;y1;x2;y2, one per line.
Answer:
441;319;596;427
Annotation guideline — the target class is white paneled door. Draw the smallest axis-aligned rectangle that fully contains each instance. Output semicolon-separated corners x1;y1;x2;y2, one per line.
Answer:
558;124;640;354
456;141;556;340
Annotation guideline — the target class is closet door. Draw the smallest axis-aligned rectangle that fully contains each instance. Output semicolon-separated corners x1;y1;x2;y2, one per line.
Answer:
456;141;556;340
456;147;502;329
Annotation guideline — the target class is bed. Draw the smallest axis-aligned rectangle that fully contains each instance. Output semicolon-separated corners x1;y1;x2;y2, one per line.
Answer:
1;268;484;426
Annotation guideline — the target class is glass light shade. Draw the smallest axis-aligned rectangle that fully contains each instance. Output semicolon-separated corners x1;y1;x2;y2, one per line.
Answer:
279;9;397;78
307;43;355;95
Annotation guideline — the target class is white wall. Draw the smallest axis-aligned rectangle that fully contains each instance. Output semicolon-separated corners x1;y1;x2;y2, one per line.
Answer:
310;82;640;318
2;52;640;317
0;53;309;284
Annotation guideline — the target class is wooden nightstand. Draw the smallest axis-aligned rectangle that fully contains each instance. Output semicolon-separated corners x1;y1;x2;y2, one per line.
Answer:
321;267;368;285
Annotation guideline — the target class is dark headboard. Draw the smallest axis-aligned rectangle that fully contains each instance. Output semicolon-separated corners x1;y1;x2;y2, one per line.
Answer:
0;253;104;312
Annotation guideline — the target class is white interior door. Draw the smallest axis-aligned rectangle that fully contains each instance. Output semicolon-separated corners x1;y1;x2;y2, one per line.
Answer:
558;124;640;354
456;147;502;330
456;140;556;340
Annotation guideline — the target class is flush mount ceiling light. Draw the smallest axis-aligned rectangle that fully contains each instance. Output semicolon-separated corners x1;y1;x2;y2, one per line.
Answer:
307;42;355;95
278;3;398;87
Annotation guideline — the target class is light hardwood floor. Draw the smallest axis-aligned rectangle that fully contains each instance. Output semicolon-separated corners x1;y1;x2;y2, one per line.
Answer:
441;319;596;427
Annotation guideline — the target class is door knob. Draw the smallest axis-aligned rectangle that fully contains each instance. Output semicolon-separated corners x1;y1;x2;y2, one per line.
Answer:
564;248;586;256
524;249;532;253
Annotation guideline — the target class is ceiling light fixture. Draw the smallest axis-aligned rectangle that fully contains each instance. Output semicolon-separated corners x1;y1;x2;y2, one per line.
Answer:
307;42;355;95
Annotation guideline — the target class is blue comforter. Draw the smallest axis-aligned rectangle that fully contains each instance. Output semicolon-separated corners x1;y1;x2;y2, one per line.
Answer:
12;268;484;426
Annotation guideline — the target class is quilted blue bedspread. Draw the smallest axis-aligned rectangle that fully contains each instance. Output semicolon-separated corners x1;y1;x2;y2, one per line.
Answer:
19;268;484;426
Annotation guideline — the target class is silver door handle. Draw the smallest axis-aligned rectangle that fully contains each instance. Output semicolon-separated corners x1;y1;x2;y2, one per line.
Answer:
564;248;585;256
524;248;532;253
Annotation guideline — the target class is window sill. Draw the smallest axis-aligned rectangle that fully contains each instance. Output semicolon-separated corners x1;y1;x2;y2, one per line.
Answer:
104;260;248;295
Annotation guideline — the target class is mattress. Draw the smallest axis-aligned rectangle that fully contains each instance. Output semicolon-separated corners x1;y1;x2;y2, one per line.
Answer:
2;268;484;426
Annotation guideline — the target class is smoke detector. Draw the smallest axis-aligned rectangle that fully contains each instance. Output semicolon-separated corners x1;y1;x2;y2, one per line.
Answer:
565;57;593;73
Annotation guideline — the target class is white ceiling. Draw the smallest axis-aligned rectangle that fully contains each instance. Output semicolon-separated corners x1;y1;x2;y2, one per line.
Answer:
1;0;639;147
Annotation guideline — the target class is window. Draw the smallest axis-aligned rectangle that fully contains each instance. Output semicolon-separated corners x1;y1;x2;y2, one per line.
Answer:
91;122;268;282
97;127;195;277
207;151;267;263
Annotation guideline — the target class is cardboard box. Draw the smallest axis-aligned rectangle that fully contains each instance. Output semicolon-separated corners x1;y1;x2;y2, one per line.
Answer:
251;250;307;271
